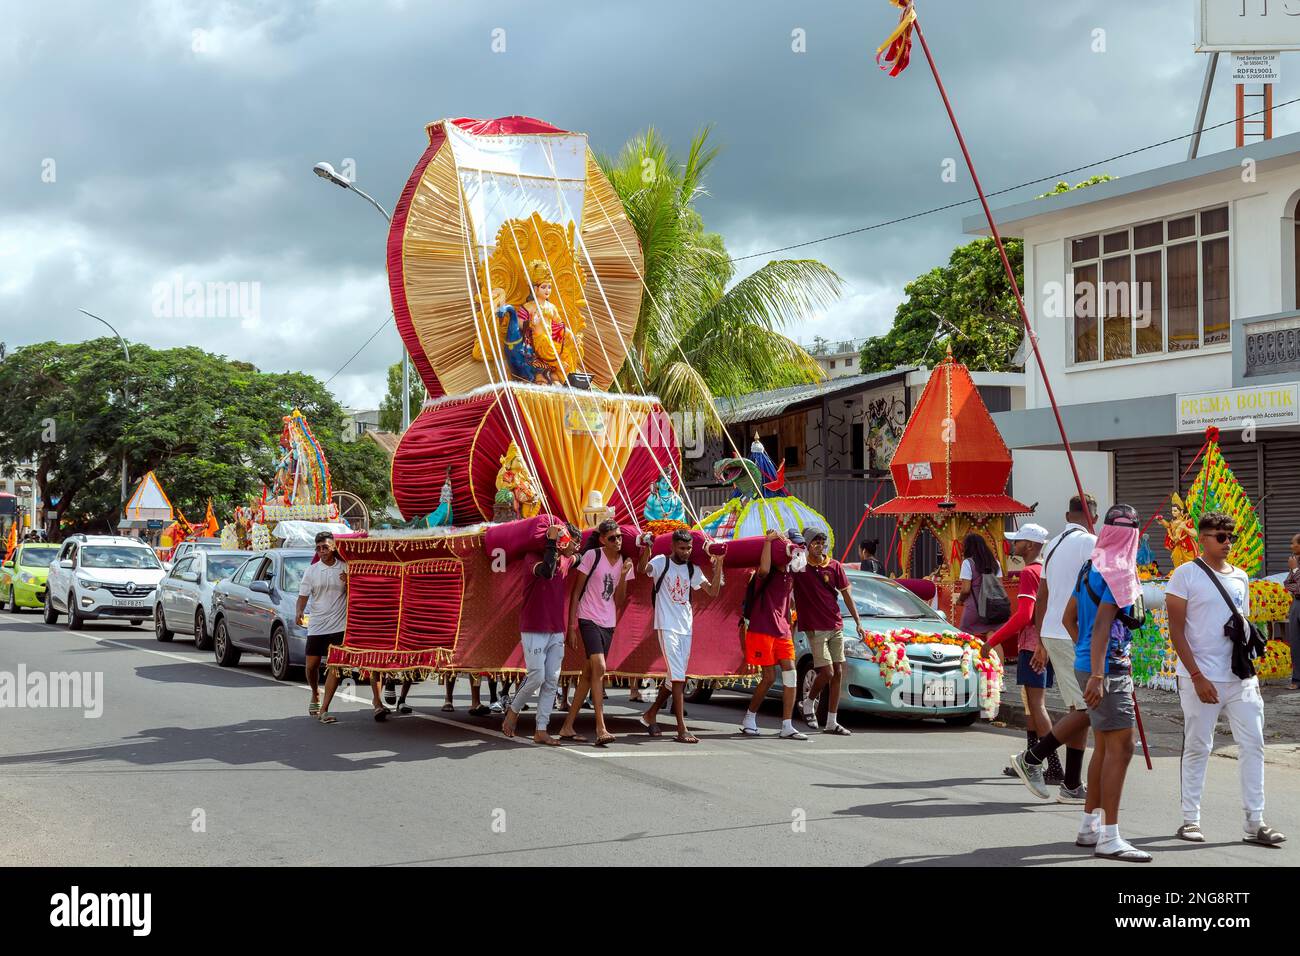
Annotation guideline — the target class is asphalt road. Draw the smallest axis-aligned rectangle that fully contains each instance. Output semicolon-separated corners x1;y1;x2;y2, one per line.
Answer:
0;612;1295;866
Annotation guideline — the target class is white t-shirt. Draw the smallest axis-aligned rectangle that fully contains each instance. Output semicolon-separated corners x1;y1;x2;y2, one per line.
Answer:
959;558;974;581
647;554;703;635
1166;560;1251;684
299;558;348;636
1039;524;1097;640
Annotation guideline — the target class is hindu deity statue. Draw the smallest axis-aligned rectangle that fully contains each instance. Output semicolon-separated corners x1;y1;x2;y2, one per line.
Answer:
518;260;583;386
424;467;455;528
643;475;685;523
1159;494;1199;569
495;441;541;520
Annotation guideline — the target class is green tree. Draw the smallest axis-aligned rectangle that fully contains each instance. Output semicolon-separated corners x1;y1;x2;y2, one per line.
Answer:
1036;173;1114;199
599;128;840;417
0;341;393;533
859;237;1025;373
378;360;425;433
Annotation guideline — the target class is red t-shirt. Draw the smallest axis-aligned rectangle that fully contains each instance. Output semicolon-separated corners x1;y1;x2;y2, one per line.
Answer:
747;568;795;639
519;552;574;633
792;559;850;632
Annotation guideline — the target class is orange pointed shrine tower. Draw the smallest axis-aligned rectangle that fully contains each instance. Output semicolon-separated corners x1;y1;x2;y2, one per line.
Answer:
874;348;1032;577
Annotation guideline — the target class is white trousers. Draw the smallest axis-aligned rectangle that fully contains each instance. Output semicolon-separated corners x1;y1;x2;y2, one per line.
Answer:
513;632;564;731
1178;675;1266;824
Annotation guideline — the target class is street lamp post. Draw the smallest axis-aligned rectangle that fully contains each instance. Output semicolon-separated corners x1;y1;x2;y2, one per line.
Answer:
79;310;131;506
311;162;413;434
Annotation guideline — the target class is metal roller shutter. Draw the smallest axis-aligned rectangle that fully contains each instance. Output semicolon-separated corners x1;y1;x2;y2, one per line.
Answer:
1263;438;1300;575
1113;447;1178;568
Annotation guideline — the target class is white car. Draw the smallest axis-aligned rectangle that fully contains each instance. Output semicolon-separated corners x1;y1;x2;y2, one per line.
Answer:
164;537;224;571
154;549;252;649
43;535;166;630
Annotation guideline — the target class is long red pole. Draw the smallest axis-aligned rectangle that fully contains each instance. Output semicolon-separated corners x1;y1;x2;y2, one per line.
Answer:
838;480;888;563
911;16;1153;769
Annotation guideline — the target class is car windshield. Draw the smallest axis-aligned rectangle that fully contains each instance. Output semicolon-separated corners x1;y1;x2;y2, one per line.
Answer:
841;575;942;620
80;545;161;570
206;556;246;582
19;547;59;568
281;556;312;593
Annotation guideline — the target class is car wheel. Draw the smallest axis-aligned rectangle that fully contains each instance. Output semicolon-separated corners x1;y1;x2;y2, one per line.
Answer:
944;712;979;727
269;626;291;681
154;607;174;642
193;608;211;650
67;593;84;631
213;617;241;667
42;596;59;624
5;586;18;613
682;678;713;705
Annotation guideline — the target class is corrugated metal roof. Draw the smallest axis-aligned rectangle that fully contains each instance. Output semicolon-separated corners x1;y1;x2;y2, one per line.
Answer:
716;368;914;424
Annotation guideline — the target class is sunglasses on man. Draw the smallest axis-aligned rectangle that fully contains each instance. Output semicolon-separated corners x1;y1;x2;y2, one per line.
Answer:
1204;530;1237;544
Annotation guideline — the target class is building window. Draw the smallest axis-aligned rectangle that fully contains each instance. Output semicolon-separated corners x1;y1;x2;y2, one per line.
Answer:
1069;205;1230;365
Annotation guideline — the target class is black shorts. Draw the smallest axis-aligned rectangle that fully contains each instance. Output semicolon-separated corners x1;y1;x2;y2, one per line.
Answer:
306;631;345;658
578;619;614;658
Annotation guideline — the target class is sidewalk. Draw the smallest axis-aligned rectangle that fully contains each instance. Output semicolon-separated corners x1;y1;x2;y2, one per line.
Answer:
992;663;1300;770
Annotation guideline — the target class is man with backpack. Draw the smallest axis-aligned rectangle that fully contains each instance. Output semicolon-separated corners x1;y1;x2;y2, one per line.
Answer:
795;526;866;735
635;529;725;743
1009;494;1097;803
739;528;809;740
1166;511;1285;847
1057;503;1148;861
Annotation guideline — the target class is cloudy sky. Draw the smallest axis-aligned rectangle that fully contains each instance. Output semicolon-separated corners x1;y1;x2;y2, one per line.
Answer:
1;0;1286;408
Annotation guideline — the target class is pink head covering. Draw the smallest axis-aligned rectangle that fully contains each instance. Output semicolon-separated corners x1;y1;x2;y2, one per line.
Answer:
1089;504;1141;608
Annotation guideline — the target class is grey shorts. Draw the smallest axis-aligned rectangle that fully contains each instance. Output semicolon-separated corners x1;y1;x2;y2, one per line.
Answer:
1076;669;1135;732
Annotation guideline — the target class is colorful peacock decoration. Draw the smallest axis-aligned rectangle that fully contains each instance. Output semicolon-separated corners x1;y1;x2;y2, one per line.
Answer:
1185;426;1264;578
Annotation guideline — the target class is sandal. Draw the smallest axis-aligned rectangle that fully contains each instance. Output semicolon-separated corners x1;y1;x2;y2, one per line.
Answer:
373;707;389;722
309;700;320;717
396;704;412;715
739;726;761;736
1094;846;1152;862
1176;823;1205;843
441;702;455;712
319;713;338;724
1243;824;1287;846
559;732;587;742
468;705;491;717
638;717;662;737
673;732;699;744
822;723;852;736
594;733;617;748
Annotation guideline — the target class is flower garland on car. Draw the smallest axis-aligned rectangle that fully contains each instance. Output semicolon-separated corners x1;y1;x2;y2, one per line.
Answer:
861;628;1005;716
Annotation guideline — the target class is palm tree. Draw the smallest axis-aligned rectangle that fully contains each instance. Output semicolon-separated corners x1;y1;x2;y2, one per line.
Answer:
599;127;842;420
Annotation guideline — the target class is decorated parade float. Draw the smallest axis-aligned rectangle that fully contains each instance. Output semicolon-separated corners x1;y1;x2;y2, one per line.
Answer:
222;408;353;550
325;115;811;685
872;349;1032;623
1130;426;1292;689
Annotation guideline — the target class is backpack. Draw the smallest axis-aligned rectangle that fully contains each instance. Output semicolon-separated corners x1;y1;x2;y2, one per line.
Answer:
974;566;1011;625
1076;561;1146;631
653;558;698;600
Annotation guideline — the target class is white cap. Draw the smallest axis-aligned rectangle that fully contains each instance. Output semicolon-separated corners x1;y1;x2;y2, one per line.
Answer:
1005;523;1049;544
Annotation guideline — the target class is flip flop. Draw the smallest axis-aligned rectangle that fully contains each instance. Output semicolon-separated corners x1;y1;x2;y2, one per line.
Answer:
638;717;662;737
468;705;491;717
441;702;455;712
594;733;617;748
739;726;761;736
534;736;561;747
559;732;587;742
673;733;699;744
318;713;337;724
373;707;389;722
1094;846;1152;862
823;724;852;736
396;704;412;715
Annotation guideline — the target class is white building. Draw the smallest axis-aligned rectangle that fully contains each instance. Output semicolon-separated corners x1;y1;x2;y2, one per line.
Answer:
969;132;1300;571
803;338;868;380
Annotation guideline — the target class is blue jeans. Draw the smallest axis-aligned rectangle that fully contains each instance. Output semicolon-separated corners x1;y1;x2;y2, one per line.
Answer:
513;631;564;731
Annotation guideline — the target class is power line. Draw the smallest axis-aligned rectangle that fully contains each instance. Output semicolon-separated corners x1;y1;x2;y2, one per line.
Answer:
730;95;1300;262
324;314;391;385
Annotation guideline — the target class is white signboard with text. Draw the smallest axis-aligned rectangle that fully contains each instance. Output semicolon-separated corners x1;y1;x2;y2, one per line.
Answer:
1197;0;1300;52
1176;383;1300;433
1232;51;1282;80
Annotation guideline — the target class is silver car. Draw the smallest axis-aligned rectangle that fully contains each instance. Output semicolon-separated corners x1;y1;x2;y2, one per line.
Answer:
153;549;253;650
164;537;223;571
210;549;313;681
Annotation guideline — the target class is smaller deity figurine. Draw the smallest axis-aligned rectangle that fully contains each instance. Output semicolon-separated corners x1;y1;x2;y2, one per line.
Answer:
582;489;616;530
1159;494;1199;569
495;441;541;521
425;467;455;528
643;475;685;523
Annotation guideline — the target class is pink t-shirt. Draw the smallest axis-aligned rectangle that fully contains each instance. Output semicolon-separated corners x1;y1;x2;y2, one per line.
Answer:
575;548;633;628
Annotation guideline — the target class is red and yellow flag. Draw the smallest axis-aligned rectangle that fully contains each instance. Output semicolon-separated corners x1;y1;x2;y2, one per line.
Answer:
876;0;916;77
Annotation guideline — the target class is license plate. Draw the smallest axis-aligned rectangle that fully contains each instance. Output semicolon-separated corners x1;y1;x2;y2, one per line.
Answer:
117;599;149;608
923;679;956;706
